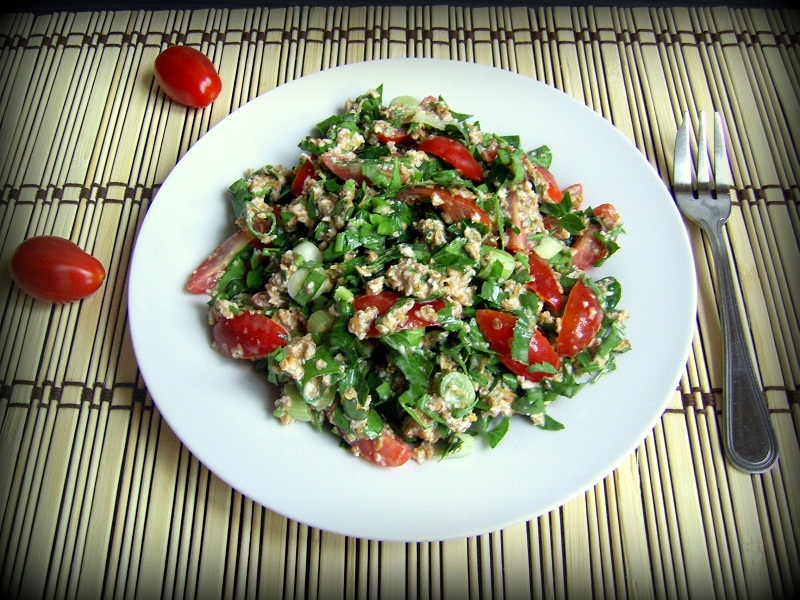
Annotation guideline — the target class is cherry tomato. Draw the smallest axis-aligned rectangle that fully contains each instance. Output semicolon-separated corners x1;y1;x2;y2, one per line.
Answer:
397;186;490;228
556;280;603;357
526;252;563;311
533;165;563;203
571;203;621;271
475;309;561;382
10;235;105;304
353;291;444;337
571;225;606;271
504;190;530;253
417;136;484;182
592;203;621;231
212;311;289;359
563;183;583;208
186;229;254;294
154;45;222;108
351;428;412;467
377;125;411;144
291;158;316;197
320;153;365;184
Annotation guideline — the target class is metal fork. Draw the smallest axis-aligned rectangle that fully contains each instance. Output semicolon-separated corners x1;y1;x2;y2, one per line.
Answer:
673;111;778;473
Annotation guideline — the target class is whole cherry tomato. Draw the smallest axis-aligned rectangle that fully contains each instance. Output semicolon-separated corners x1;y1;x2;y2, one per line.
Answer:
10;235;106;303
154;45;222;108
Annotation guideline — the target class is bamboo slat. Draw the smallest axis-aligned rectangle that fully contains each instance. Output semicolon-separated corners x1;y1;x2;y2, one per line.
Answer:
1;5;798;599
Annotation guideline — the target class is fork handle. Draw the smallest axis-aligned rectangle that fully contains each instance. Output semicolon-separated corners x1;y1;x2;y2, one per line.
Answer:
708;225;778;473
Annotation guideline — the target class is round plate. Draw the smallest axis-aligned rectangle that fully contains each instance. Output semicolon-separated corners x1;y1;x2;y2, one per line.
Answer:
128;58;696;542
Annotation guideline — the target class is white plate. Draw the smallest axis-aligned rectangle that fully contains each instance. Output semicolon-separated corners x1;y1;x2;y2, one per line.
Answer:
128;58;696;542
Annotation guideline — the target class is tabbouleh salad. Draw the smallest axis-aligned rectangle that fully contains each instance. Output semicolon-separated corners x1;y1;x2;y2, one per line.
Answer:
186;86;629;467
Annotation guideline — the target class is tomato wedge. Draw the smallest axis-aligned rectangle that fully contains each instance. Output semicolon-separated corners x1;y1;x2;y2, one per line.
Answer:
320;153;365;184
526;252;563;311
592;203;620;231
533;165;563;203
571;203;620;270
291;158;316;197
353;291;444;337
397;186;490;228
556;280;603;357
186;229;254;294
351;428;412;467
504;190;529;253
377;125;411;144
563;183;583;208
571;225;606;271
212;311;289;359
475;309;561;382
417;136;484;182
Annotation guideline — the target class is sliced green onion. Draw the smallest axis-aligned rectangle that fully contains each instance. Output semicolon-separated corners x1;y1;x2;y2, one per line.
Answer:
334;286;355;303
412;109;446;130
292;240;323;263
278;385;313;422
444;434;476;459
389;95;418;107
288;267;332;305
478;247;515;280
439;371;476;414
308;309;334;333
533;235;563;260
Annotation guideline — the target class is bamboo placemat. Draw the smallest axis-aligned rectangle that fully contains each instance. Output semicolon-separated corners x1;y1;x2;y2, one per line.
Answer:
1;4;798;598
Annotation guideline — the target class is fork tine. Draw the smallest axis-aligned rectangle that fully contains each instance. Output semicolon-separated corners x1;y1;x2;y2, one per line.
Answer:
673;111;693;196
713;112;733;196
696;111;712;194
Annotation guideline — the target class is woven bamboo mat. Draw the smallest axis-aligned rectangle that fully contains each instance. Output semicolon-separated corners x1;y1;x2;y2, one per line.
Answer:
1;4;798;599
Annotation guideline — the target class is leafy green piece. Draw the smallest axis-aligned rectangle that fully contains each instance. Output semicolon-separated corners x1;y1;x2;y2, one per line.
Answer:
538;191;585;235
527;144;552;168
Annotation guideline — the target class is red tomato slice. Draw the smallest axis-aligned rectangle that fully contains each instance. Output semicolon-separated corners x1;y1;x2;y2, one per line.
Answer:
563;183;583;208
10;235;105;304
353;291;444;337
441;194;491;228
186;229;254;294
154;45;222;108
556;280;603;357
417;136;484;182
475;309;561;382
291;158;316;197
526;252;563;311
571;225;607;271
533;165;563;203
377;125;411;144
571;203;620;270
212;311;289;359
353;290;401;314
397;186;490;228
321;153;365;184
504;190;530;253
592;203;621;231
351;428;412;467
